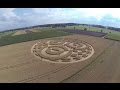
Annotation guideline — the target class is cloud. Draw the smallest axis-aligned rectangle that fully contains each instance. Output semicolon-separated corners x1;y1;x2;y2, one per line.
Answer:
99;14;120;27
0;8;120;31
0;8;20;22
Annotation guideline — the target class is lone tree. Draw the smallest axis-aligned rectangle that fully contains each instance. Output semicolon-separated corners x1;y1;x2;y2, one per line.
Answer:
63;25;66;28
84;28;87;31
101;29;103;33
109;31;111;34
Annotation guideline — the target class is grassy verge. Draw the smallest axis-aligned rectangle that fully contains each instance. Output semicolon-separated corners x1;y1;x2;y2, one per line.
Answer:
105;34;120;41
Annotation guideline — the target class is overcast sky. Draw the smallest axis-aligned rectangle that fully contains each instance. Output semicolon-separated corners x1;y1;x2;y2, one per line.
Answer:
0;8;120;31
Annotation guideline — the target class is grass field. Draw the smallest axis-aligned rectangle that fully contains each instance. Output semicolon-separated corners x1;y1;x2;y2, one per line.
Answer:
0;30;71;47
105;33;120;41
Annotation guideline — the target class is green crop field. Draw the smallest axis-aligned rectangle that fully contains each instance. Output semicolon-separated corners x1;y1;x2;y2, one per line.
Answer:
0;31;16;38
105;34;120;41
0;30;71;47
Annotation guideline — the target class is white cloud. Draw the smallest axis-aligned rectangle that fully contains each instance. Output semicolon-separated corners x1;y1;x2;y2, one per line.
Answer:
0;8;23;30
1;8;120;31
65;8;120;20
0;8;20;21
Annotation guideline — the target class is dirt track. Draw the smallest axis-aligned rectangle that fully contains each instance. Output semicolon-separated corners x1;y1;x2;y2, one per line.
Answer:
0;34;117;83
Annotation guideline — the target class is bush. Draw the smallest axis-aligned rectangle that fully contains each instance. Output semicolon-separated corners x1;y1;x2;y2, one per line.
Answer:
84;28;87;31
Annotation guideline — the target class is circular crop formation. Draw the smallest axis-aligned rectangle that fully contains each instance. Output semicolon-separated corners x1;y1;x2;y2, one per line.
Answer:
31;39;94;63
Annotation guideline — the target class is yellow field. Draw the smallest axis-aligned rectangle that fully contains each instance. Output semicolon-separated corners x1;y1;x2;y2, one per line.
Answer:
0;34;117;83
12;29;41;36
12;30;27;36
28;29;41;32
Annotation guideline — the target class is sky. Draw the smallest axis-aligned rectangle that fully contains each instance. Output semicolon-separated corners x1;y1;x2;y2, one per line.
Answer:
0;8;120;31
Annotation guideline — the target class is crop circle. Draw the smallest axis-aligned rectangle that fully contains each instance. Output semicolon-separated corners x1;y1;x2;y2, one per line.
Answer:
31;39;94;63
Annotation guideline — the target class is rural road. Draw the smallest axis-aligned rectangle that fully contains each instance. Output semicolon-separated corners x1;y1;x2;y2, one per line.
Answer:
61;41;120;83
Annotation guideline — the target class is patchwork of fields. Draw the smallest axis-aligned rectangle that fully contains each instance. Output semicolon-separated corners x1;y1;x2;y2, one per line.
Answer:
65;25;120;41
0;24;120;83
0;34;116;83
0;30;71;47
0;24;120;45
